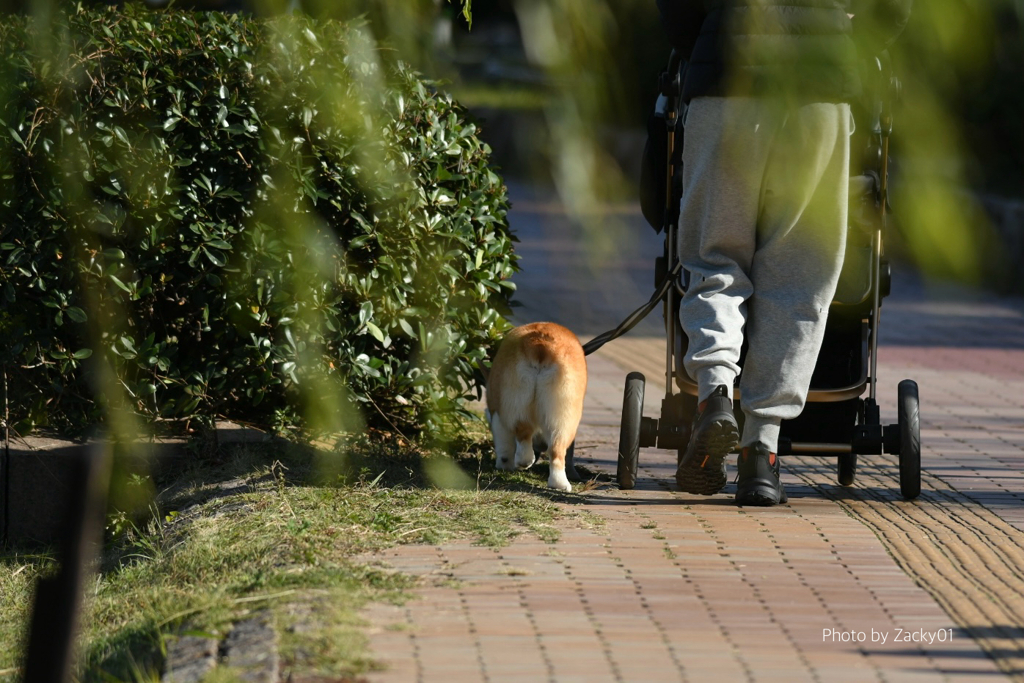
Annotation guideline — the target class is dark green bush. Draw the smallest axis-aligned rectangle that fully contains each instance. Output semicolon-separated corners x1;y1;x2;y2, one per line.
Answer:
0;6;516;435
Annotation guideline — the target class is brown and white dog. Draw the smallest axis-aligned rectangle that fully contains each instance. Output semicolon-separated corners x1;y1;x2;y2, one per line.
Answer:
485;322;587;491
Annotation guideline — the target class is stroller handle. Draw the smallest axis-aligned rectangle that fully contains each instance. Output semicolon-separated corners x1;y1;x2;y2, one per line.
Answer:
659;50;686;102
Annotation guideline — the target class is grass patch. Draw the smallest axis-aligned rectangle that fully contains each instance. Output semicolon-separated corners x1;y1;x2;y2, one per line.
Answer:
0;420;590;681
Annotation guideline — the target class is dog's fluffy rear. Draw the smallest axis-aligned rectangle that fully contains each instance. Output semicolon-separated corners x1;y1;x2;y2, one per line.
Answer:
486;322;587;491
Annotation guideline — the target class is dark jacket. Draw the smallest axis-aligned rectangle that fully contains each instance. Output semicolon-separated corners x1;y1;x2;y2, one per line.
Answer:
658;0;913;102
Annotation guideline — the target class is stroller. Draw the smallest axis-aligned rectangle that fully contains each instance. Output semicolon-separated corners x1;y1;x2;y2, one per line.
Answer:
584;51;921;500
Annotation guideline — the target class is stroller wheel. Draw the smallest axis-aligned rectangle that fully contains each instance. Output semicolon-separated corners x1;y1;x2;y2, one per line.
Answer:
617;372;646;490
838;453;857;486
898;379;921;500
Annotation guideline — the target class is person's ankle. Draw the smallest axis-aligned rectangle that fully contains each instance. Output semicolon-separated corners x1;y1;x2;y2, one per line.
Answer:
740;443;777;466
736;443;787;506
698;384;731;413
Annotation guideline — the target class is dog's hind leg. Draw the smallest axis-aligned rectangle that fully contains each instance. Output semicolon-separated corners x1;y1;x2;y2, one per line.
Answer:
535;367;583;490
514;422;537;470
490;412;516;471
532;435;581;481
564;441;583;482
546;435;574;492
532;434;547;461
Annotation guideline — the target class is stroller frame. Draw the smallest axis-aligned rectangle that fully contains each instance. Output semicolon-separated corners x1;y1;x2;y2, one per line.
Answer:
608;51;921;499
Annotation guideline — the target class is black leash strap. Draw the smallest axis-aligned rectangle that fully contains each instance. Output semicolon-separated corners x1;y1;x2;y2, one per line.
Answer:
581;262;682;357
581;51;686;358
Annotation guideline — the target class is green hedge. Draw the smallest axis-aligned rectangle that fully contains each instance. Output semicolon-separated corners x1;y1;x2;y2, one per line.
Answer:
0;6;516;435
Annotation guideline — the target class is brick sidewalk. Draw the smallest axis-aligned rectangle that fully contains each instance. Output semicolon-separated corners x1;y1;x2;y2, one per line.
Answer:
358;187;1024;682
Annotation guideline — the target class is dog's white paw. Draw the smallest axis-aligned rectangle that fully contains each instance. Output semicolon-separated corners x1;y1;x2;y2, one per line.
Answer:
496;456;514;471
548;470;572;492
515;451;536;470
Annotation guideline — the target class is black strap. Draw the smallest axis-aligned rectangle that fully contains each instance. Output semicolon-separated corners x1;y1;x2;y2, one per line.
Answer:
582;262;682;356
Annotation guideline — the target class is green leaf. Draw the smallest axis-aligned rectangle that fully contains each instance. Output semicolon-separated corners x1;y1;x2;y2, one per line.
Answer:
203;249;227;267
66;307;88;323
72;348;93;359
179;397;201;414
365;321;385;343
109;274;132;293
303;27;321;49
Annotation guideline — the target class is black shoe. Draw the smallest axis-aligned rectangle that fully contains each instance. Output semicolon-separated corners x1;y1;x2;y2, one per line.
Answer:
676;385;739;495
736;443;788;506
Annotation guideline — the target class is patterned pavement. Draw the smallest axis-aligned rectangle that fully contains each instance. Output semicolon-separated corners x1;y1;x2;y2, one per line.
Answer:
358;185;1024;682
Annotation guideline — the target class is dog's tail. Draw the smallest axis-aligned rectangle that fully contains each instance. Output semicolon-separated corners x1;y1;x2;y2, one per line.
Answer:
519;328;559;370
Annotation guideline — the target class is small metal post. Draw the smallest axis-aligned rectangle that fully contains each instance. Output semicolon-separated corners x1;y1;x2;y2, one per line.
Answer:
664;75;679;400
869;102;892;402
2;365;8;545
869;229;882;402
22;442;112;683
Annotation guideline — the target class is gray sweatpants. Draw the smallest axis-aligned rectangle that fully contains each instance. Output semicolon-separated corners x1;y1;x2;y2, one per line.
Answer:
679;97;851;453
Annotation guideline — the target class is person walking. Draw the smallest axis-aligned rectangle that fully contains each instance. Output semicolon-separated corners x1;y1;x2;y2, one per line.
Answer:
659;0;912;505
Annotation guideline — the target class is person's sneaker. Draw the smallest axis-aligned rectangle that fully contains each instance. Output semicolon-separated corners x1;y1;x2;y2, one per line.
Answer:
676;385;739;495
735;443;788;506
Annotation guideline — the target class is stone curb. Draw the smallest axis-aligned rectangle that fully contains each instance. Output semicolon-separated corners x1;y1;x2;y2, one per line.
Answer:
161;611;279;683
0;422;269;545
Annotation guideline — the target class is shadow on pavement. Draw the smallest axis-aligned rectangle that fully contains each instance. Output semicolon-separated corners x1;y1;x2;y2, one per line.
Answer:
864;645;1023;677
954;626;1024;640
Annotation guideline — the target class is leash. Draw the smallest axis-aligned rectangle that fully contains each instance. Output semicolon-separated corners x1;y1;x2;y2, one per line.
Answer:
581;52;687;358
471;263;682;398
581;261;683;357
